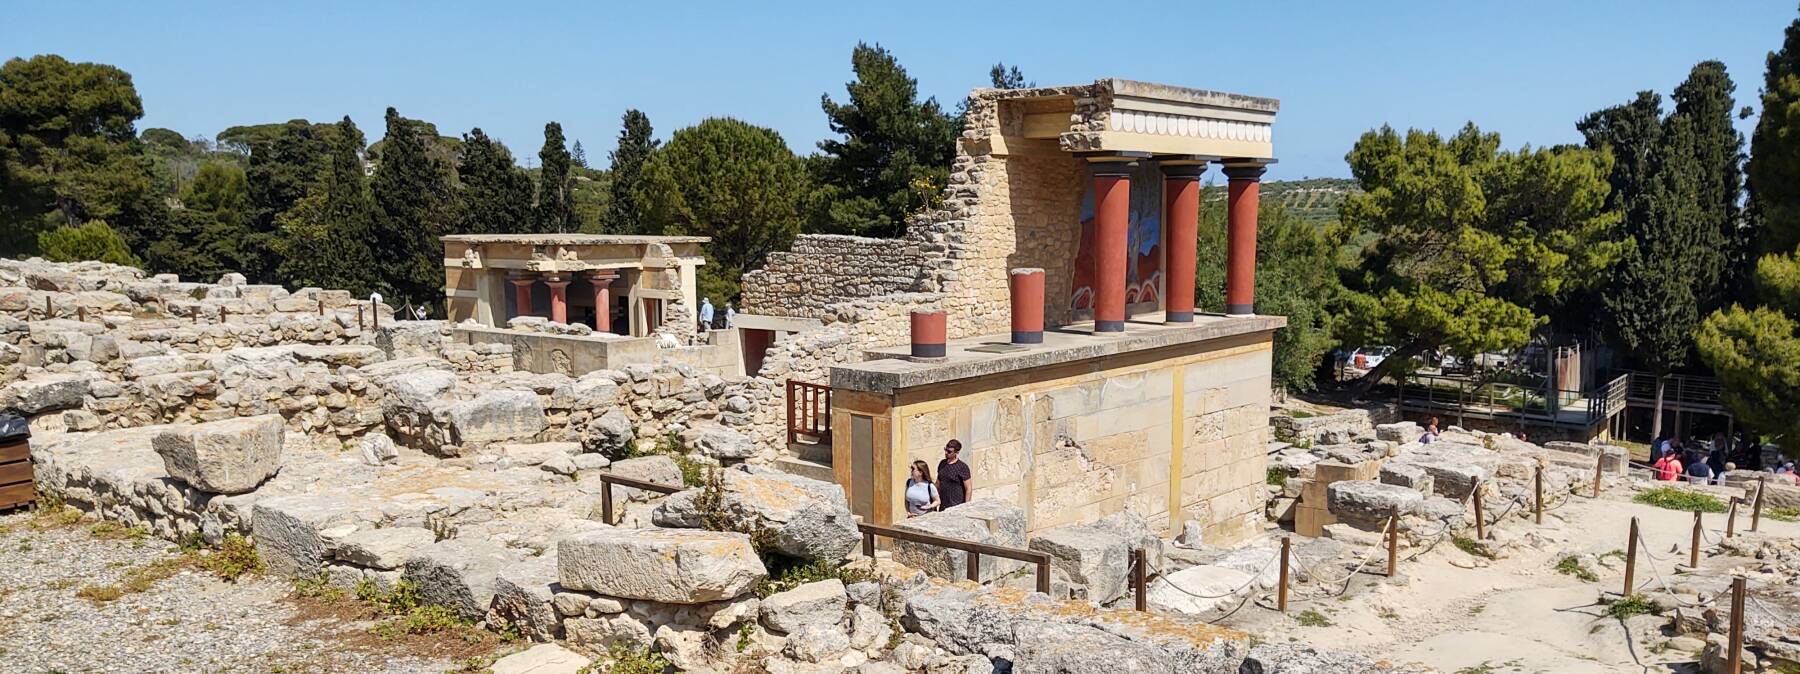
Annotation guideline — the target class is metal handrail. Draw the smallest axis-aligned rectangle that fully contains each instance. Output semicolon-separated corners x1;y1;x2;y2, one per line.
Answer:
858;521;1052;594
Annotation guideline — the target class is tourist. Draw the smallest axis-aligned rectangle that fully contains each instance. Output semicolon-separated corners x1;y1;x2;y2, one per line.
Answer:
1654;452;1683;482
414;305;428;320
905;460;940;517
1687;457;1712;483
1651;433;1672;462
936;439;972;510
724;303;735;329
1419;417;1440;444
698;297;715;331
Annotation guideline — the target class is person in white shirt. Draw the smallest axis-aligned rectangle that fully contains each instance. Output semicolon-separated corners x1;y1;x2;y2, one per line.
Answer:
724;303;736;329
698;297;715;330
905;460;940;516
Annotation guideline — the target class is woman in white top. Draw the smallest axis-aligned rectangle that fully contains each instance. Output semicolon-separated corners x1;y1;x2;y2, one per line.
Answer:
905;460;940;517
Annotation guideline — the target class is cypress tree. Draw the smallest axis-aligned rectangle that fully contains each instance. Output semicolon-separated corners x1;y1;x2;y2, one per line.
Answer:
811;43;957;238
1672;61;1746;310
535;122;574;233
1751;15;1800;256
457;128;533;234
605;109;658;234
371;107;459;302
277;117;377;294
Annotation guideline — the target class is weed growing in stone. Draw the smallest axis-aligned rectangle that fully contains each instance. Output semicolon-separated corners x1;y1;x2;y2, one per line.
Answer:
1554;556;1599;582
1605;594;1660;620
75;584;124;602
292;572;343;600
1632;487;1726;513
1296;609;1331;627
1452;536;1496;559
754;558;872;598
1266;468;1289;487
736;622;755;652
1765;506;1799;522
580;643;672;674
196;534;263;581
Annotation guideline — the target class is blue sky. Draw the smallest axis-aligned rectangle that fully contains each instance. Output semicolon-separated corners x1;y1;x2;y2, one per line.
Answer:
4;2;1794;180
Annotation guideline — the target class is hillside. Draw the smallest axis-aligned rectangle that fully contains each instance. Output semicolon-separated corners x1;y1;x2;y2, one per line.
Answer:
1203;177;1358;227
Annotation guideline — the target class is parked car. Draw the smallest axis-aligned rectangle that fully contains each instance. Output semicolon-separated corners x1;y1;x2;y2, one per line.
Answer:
1351;346;1396;369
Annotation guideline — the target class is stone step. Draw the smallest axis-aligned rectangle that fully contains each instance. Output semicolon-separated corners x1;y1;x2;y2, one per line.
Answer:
774;456;835;483
1266;441;1293;454
788;439;832;464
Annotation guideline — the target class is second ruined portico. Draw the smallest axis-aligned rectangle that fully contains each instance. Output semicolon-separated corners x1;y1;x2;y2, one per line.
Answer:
442;234;706;338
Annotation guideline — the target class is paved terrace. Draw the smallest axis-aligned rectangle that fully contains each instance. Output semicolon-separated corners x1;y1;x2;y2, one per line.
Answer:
832;312;1286;394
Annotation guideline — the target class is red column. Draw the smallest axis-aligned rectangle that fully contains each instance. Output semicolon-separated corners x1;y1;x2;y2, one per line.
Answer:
910;310;947;359
510;276;535;319
546;277;570;324
1162;164;1204;323
1224;163;1266;316
590;272;616;333
1009;268;1045;344
1090;160;1135;333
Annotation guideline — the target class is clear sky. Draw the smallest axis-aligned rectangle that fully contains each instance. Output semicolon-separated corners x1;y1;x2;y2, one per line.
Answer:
4;1;1794;181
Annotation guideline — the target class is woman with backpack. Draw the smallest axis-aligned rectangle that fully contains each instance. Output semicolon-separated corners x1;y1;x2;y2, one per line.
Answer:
905;460;941;517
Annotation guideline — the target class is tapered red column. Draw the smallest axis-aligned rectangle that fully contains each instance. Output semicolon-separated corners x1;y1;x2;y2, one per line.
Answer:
1009;268;1045;344
1090;160;1135;332
510;275;535;318
1162;164;1204;323
545;277;570;324
589;272;617;333
1224;163;1266;316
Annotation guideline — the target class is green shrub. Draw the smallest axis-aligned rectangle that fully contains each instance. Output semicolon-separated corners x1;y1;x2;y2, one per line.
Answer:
1452;536;1497;560
754;558;873;598
1266;468;1289;487
1765;506;1799;522
37;220;141;267
1554;556;1598;582
579;643;672;674
1633;487;1727;513
1296;609;1332;627
1605;593;1661;619
198;534;263;581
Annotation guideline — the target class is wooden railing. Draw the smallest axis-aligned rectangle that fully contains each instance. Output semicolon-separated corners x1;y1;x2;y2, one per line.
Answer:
787;380;832;445
598;473;683;524
857;521;1052;594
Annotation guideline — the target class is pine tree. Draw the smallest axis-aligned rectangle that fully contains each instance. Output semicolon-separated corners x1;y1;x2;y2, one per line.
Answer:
457;128;533;234
571;140;588;168
605;109;657;234
811;43;957;238
535;122;574;233
371;107;459;302
278;117;377;294
1672;61;1746;310
989;62;1032;89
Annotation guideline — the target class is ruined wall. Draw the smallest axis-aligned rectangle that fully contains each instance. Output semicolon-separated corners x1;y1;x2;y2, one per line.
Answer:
739;235;929;321
887;337;1272;546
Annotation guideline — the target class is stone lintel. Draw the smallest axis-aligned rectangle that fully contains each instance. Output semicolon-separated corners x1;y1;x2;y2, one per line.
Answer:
831;312;1286;395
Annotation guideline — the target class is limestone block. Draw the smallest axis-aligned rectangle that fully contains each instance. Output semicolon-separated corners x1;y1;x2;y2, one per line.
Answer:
5;373;90;414
357;433;399;466
447;389;546;448
252;494;372;579
654;466;859;561
1013;620;1175;672
759;579;848;634
1028;521;1130;603
564;613;652;649
784;623;852;663
1375;421;1419;443
1379;462;1434;494
152;414;283;494
1326;480;1424;523
334;526;435;570
606;455;683;500
1146;564;1254;615
402;537;523;621
489;552;563;642
557;528;766;604
684;423;756;460
488;644;588;674
894;499;1026;582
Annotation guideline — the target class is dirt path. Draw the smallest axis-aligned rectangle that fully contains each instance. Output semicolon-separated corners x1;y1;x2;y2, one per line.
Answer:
1223;488;1795;673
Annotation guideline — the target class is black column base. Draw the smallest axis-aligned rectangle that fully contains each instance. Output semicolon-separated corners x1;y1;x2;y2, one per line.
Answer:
1225;304;1255;316
1165;311;1194;323
910;343;946;358
1094;319;1126;333
1011;330;1043;344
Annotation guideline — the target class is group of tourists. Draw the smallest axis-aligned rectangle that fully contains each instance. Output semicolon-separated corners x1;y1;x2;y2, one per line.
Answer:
1648;430;1785;484
696;297;735;331
903;439;974;517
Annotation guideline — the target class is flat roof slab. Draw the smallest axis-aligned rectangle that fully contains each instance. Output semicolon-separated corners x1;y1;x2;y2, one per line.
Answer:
832;312;1285;394
443;234;709;245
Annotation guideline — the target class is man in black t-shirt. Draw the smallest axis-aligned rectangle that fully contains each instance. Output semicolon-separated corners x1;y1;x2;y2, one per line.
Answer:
936;439;972;510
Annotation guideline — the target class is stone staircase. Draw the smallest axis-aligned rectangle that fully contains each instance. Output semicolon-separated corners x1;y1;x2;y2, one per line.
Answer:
774;440;834;483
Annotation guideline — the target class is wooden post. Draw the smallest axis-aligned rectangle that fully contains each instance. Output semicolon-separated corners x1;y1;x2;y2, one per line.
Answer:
1386;510;1399;577
1729;576;1746;674
357;307;364;330
1036;557;1051;595
220;306;227;323
1691;509;1703;569
1727;497;1738;539
1623;516;1639;597
190;306;198;323
317;299;325;316
44;295;51;317
372;302;379;330
1134;548;1148;612
76;306;85;322
600;482;614;525
1753;475;1766;533
1534;465;1544;525
1593;458;1603;497
862;531;875;558
965;550;980;582
1278;537;1290;613
1472;481;1486;540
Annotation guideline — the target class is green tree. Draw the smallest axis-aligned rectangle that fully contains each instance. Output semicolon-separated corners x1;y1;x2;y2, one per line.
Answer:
1673;61;1747;308
136;161;252;278
278;117;377;294
535;122;574;233
989;62;1032;89
457;128;534;234
605;109;658;233
635;118;809;302
811;42;957;238
1196;199;1340;391
0;55;161;256
1337;124;1623;396
1699;10;1800;446
571;140;587;168
37;220;140;267
371;108;458;302
240;120;333;281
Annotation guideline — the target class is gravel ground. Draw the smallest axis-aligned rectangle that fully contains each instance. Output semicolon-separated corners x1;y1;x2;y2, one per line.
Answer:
0;508;490;674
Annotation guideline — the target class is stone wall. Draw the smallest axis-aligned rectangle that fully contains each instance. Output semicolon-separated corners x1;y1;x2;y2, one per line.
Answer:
890;339;1272;545
739;235;928;321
